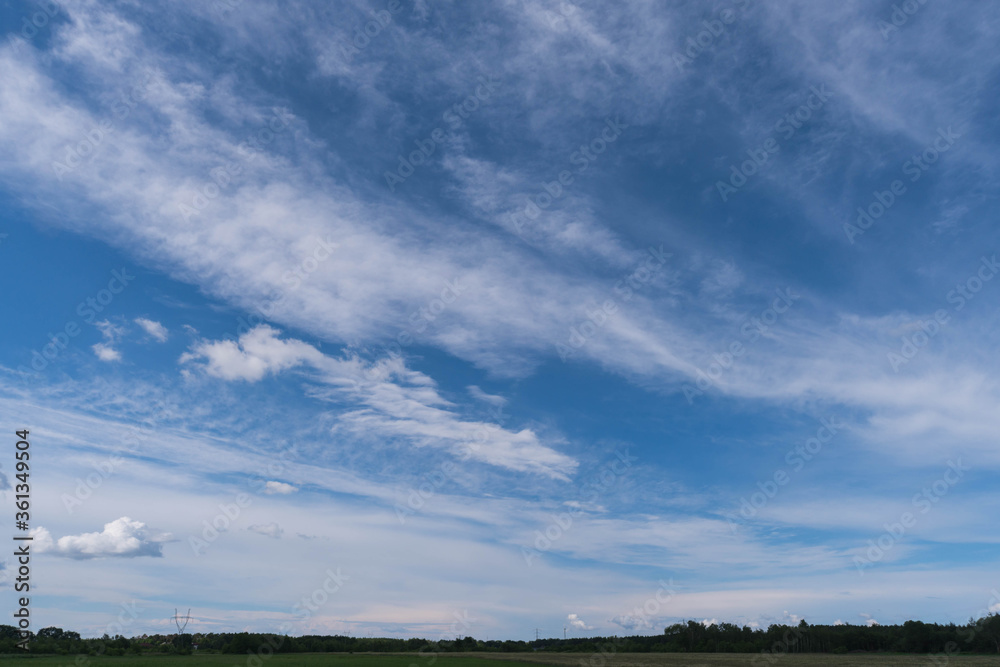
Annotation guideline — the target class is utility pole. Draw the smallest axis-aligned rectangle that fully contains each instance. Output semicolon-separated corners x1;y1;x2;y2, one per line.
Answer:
535;628;539;641
564;626;567;639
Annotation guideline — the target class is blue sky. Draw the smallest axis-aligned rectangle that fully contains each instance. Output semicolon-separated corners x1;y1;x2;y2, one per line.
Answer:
1;0;1000;640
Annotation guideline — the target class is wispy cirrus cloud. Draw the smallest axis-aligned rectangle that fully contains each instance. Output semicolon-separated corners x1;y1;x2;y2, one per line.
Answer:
135;317;168;342
181;325;577;479
2;0;1000;639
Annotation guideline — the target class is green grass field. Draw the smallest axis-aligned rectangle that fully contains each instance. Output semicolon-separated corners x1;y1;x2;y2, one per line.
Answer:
1;652;996;667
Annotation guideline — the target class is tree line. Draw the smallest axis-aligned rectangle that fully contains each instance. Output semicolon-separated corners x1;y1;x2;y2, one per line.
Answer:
2;614;998;657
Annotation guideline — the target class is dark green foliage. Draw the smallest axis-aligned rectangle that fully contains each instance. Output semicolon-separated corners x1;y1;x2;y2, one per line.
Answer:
2;614;999;657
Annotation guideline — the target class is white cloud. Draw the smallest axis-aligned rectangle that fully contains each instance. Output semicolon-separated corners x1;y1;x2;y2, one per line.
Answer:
180;325;325;382
567;613;592;630
95;319;125;342
248;523;284;539
467;385;507;407
183;326;577;479
135;317;168;342
31;517;172;559
610;614;649;631
1;0;998;639
92;319;126;361
92;343;121;362
264;480;298;495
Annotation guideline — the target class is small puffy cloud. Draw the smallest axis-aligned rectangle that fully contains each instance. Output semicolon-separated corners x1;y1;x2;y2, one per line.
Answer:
248;523;283;539
180;325;324;381
263;481;298;495
92;343;122;362
96;319;125;342
834;619;845;626
782;611;801;624
701;618;719;627
93;319;125;361
859;613;879;626
567;613;592;631
32;517;171;559
135;317;168;342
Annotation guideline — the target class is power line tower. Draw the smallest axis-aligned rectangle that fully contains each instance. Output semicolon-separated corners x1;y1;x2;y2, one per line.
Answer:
173;609;191;633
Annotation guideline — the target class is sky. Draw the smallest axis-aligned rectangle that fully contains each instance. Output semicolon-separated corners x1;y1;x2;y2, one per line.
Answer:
1;0;999;642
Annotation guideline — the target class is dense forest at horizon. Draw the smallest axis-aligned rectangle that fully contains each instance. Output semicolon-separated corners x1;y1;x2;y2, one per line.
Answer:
4;613;999;657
